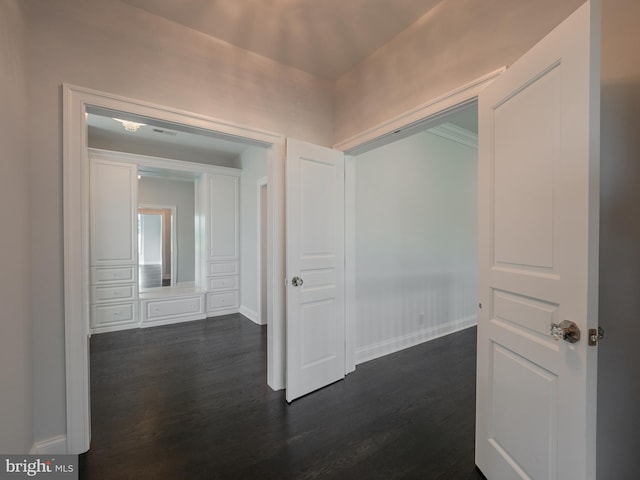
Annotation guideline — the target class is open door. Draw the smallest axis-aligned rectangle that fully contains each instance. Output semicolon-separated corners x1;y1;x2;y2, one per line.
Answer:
476;2;600;480
286;138;345;402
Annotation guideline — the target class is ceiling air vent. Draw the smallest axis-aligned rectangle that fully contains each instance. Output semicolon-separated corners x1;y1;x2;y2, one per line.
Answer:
152;128;178;136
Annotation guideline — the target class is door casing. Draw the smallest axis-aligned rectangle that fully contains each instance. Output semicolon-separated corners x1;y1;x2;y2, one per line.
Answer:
336;68;505;374
257;176;268;326
63;84;287;453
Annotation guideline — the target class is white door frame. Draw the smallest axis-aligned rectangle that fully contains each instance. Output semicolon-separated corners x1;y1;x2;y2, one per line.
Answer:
63;84;286;454
257;176;268;326
334;68;505;374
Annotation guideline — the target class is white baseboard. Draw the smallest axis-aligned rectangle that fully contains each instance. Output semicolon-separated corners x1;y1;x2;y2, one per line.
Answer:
355;315;477;365
239;305;262;325
30;435;67;455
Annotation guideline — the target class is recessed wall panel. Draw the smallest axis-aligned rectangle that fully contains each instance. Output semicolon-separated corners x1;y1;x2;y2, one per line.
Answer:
300;158;336;257
209;175;238;259
91;162;136;264
493;67;560;270
301;299;337;367
490;343;557;480
493;290;558;338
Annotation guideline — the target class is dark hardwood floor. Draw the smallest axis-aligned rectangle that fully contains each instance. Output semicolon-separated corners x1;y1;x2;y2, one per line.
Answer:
80;315;484;480
139;264;170;289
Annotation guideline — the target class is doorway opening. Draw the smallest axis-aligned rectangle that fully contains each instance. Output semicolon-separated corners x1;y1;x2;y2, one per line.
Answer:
347;102;479;366
138;206;176;288
63;84;287;453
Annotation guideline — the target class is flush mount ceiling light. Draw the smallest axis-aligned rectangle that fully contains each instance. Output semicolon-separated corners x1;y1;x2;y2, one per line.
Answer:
113;118;146;132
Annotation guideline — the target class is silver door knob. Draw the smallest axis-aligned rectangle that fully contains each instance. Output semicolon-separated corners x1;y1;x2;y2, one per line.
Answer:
550;320;580;343
292;276;304;287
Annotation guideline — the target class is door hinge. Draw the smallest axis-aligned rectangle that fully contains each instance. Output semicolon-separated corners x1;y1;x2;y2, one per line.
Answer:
588;326;605;346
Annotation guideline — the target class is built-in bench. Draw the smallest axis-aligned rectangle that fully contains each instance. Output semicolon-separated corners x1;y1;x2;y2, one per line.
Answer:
139;285;207;328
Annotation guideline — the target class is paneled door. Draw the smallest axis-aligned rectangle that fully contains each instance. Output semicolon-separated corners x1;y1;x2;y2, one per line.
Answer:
476;3;600;480
286;138;345;402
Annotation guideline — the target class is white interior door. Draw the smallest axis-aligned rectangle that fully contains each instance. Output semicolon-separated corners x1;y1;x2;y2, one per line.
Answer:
476;3;599;480
286;138;345;402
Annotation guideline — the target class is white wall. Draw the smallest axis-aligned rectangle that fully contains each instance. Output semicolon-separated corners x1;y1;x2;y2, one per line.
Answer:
354;130;477;363
597;0;640;477
138;177;195;284
333;0;585;143
23;0;333;443
239;147;269;323
0;0;33;453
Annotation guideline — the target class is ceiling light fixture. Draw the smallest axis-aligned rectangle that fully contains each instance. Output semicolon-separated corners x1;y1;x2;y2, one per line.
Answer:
113;118;146;133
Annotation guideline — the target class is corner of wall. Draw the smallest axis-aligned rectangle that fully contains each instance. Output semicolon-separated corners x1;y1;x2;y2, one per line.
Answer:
239;305;261;325
29;436;67;455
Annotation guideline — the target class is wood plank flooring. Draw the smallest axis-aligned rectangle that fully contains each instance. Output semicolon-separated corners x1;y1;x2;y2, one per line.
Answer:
139;264;170;289
80;315;485;479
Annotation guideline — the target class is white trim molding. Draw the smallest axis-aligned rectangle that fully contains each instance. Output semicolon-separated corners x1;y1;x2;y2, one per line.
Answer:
333;68;505;155
256;176;268;328
240;305;260;325
428;123;478;148
355;316;478;366
30;436;68;455
344;156;356;374
91;147;244;176
63;84;287;454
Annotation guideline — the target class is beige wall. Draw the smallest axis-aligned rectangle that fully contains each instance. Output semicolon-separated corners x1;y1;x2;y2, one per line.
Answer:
0;0;33;453
333;0;585;144
597;0;640;477
23;0;333;443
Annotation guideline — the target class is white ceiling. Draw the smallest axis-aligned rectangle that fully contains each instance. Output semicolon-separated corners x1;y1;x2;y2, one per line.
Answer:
87;111;251;162
121;0;443;80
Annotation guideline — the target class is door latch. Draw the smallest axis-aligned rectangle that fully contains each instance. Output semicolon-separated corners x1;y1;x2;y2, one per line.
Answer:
588;326;605;346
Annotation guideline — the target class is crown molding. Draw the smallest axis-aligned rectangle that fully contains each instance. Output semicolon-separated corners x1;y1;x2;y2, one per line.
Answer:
428;122;478;148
